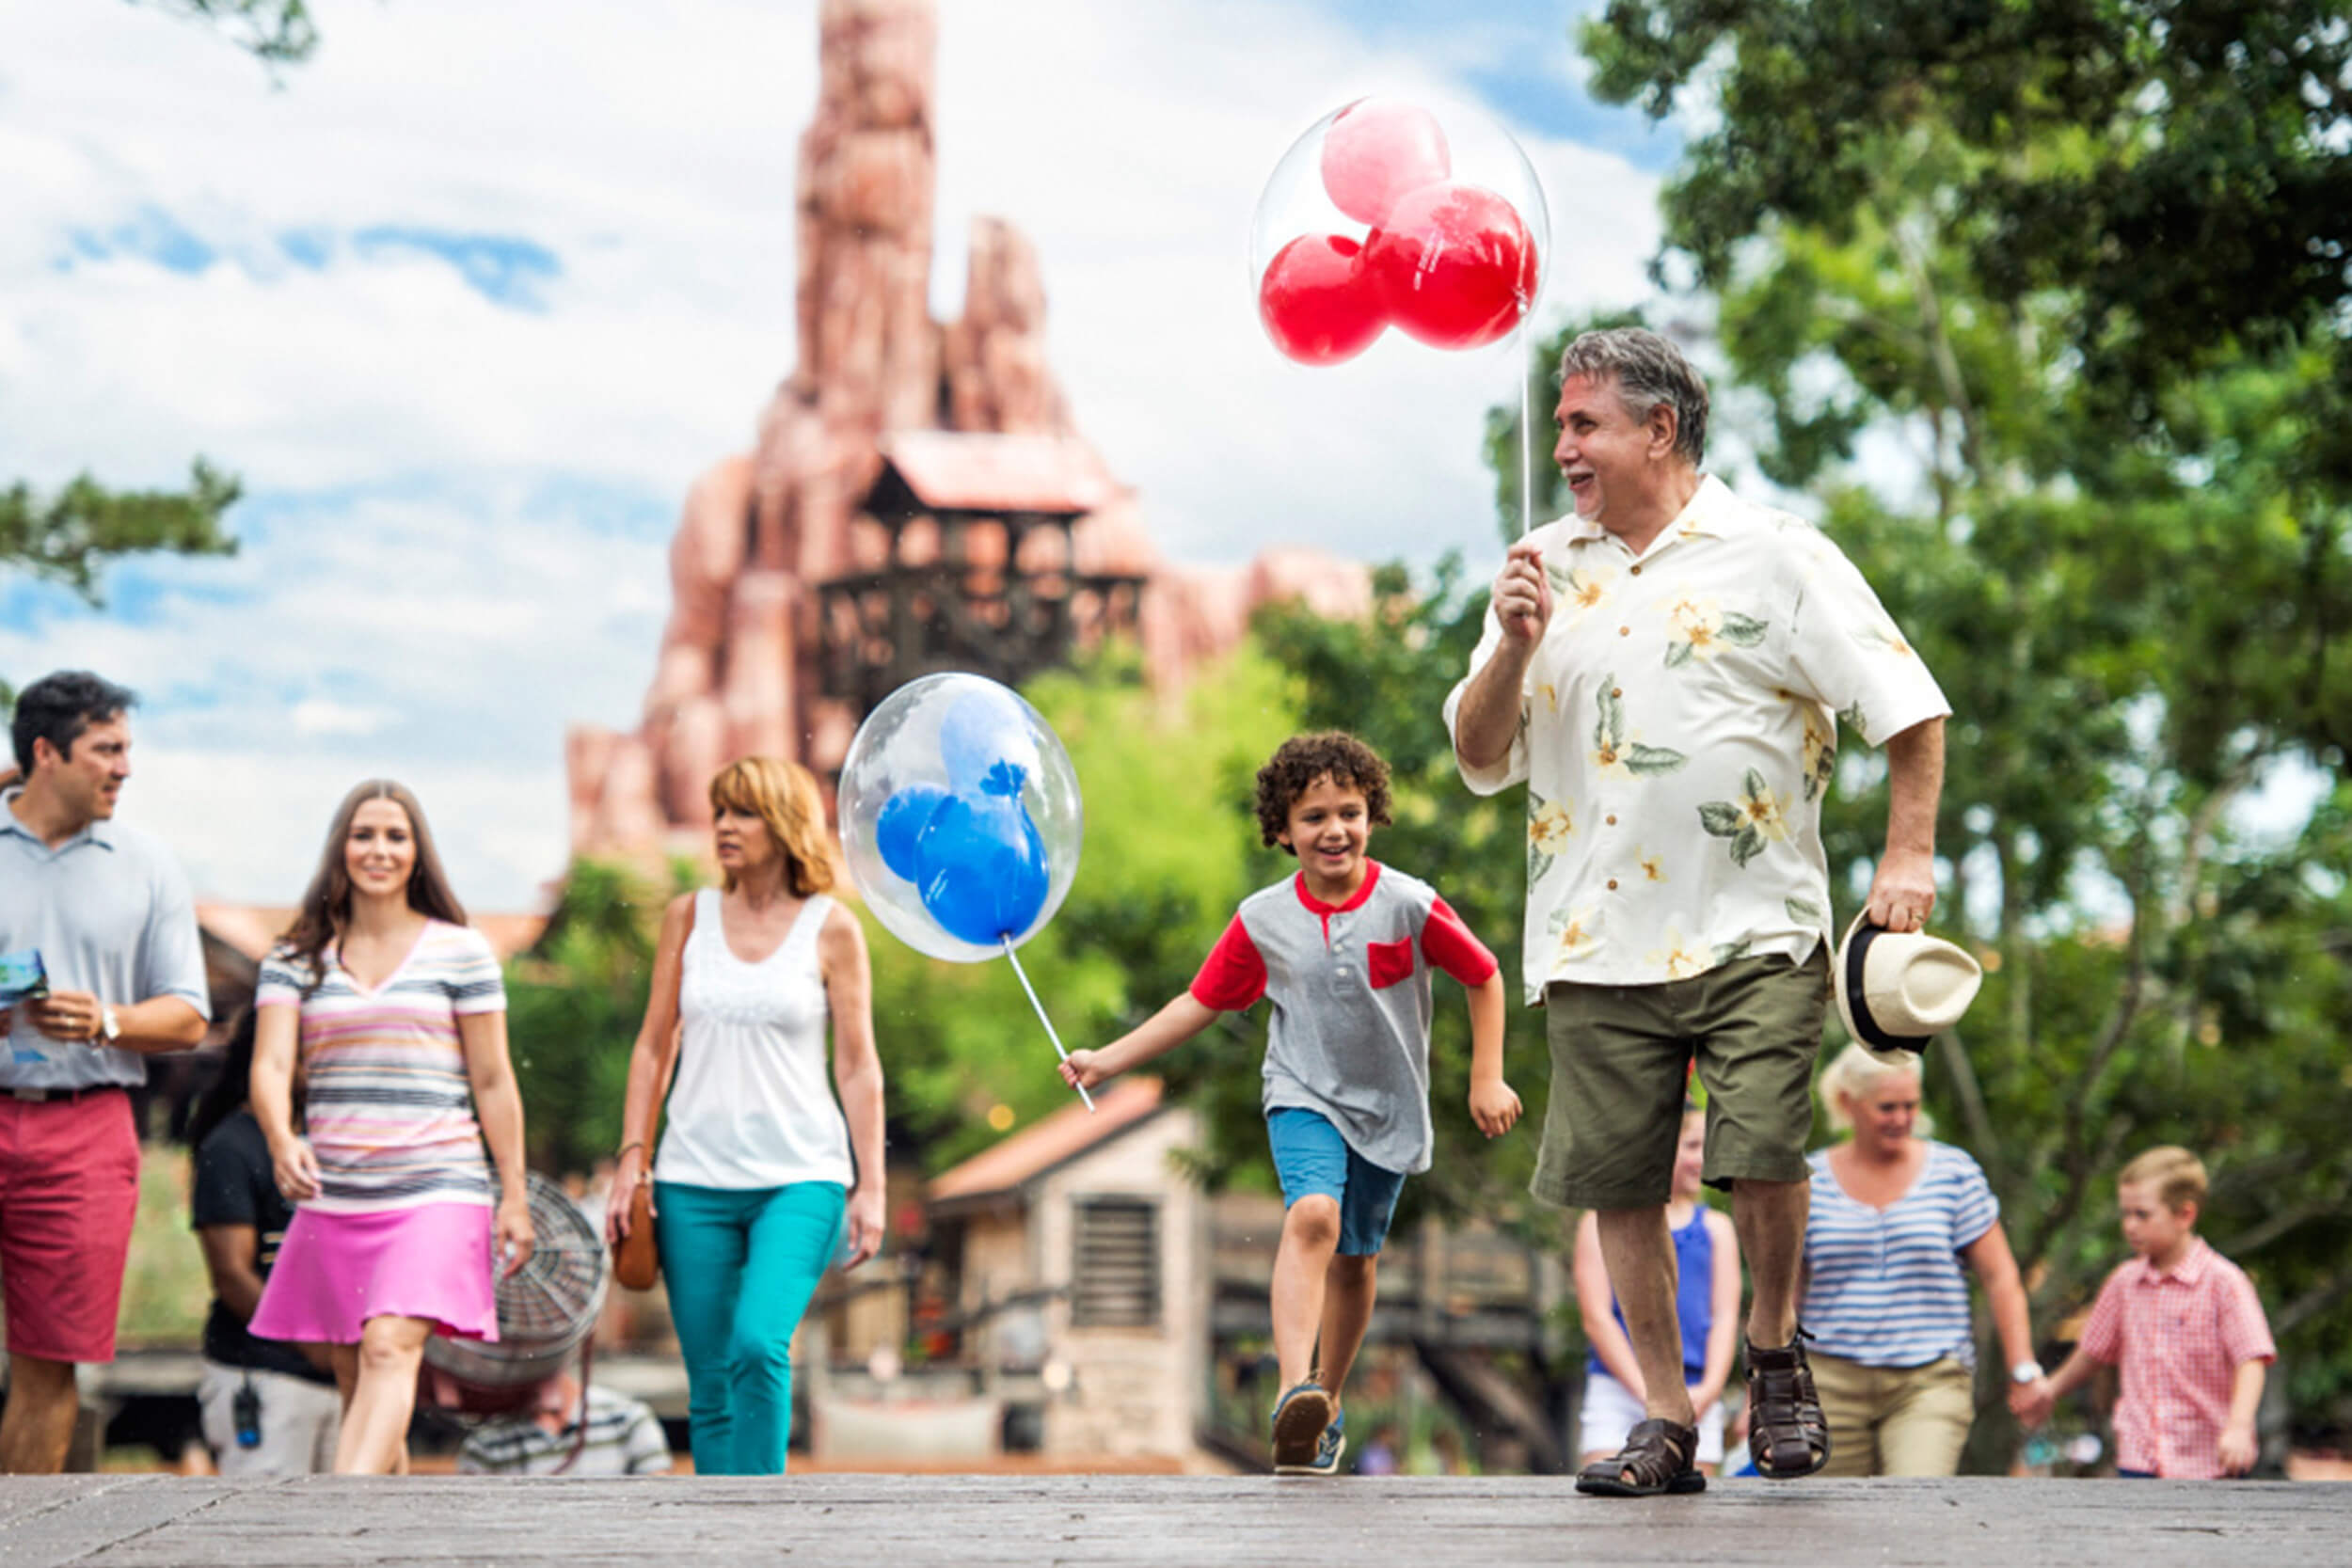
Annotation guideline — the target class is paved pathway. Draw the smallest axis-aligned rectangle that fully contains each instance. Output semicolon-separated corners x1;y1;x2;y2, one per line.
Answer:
3;1473;2346;1566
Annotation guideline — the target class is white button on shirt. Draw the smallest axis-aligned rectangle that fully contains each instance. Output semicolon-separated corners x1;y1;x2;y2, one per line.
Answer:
1444;476;1951;1001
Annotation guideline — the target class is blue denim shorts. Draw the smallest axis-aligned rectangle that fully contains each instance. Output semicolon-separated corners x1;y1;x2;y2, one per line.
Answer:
1265;1107;1406;1256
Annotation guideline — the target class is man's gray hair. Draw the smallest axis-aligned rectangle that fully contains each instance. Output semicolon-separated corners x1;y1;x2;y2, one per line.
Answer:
1558;327;1708;465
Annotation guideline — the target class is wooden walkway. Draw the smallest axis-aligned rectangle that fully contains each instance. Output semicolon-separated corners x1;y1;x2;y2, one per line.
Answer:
3;1473;2347;1566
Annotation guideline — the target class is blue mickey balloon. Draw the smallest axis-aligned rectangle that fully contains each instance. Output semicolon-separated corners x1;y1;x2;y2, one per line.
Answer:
874;784;948;881
914;791;1050;946
939;688;1041;796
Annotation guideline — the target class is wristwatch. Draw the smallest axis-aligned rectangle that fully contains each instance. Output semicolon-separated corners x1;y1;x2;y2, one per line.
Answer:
98;1006;120;1044
2010;1359;2045;1385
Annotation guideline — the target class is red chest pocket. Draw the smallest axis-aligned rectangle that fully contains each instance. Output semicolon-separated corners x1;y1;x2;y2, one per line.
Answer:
1366;938;1416;990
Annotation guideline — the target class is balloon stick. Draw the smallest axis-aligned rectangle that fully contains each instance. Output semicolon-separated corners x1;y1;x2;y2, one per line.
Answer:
1001;936;1094;1114
1520;333;1536;537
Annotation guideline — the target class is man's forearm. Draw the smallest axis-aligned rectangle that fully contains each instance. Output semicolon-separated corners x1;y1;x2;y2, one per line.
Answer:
117;996;209;1053
1882;718;1945;858
1454;645;1533;770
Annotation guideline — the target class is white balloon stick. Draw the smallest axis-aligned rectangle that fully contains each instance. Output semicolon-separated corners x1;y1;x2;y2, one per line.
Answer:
1001;936;1095;1114
1521;333;1537;537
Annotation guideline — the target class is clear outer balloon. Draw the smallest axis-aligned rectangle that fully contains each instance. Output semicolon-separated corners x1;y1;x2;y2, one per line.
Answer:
1250;93;1549;366
838;673;1082;964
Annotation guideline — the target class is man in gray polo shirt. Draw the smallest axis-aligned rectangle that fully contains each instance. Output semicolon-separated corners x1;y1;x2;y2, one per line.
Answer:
1;671;209;1473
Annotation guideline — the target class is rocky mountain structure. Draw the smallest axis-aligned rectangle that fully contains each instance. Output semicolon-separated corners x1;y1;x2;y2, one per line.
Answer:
567;0;1368;859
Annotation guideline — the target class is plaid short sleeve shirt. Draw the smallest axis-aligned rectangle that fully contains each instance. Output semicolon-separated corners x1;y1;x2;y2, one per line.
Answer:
1444;476;1951;1001
2076;1239;2277;1479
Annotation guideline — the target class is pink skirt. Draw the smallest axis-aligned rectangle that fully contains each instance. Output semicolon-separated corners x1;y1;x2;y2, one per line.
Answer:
250;1202;500;1344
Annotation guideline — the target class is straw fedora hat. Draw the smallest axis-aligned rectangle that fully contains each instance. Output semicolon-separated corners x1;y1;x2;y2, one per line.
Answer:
1833;911;1983;1053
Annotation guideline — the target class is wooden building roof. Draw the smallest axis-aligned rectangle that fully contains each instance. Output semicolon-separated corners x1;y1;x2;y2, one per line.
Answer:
872;432;1120;518
926;1076;1168;1210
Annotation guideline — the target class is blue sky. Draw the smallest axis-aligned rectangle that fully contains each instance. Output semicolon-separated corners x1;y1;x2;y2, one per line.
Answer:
1;0;1677;907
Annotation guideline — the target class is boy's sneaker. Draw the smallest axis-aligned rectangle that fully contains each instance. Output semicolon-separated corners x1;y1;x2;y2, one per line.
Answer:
1269;1381;1334;1473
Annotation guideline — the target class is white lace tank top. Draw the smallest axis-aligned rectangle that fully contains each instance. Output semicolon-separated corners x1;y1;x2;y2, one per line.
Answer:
653;888;854;1190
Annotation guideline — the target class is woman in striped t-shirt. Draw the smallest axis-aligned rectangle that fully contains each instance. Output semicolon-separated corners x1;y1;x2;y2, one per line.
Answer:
1798;1044;2039;1475
247;780;534;1475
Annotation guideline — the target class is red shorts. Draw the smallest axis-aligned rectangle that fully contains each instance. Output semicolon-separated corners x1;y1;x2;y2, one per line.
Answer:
0;1089;140;1363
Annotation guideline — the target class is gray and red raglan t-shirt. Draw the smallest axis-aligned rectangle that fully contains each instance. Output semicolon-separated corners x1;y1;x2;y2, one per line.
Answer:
1189;861;1498;1176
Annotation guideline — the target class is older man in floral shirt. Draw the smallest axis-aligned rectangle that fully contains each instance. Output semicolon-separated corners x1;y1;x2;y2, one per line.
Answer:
1446;327;1949;1496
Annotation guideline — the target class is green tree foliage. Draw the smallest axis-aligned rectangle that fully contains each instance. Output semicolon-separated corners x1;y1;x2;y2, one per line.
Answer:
1562;5;2352;1457
1580;1;2352;451
0;461;242;709
0;460;241;604
504;857;691;1176
134;1;319;67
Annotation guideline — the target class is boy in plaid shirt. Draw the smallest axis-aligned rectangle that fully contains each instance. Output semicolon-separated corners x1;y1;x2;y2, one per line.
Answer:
2021;1146;2275;1477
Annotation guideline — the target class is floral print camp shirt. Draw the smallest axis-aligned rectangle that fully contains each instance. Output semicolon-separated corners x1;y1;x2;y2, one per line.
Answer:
1443;475;1951;1002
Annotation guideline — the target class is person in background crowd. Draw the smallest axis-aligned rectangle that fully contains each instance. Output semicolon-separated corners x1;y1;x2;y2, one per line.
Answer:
1800;1044;2039;1476
608;757;887;1476
0;671;209;1474
187;1008;342;1474
455;1364;671;1477
1576;1102;1740;1477
247;779;534;1475
2019;1146;2276;1478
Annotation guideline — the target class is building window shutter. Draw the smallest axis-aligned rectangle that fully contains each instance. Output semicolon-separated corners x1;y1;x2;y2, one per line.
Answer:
1071;1196;1160;1327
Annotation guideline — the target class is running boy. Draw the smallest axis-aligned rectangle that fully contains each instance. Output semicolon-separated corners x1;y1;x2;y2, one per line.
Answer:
2019;1146;2276;1477
1060;732;1518;1476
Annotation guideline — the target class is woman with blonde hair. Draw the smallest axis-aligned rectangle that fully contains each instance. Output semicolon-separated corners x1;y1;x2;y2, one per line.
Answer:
1797;1043;2037;1475
607;756;886;1475
247;780;533;1474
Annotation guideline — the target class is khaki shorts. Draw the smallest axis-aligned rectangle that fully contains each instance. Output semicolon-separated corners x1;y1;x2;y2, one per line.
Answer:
1531;950;1829;1211
1807;1352;1976;1477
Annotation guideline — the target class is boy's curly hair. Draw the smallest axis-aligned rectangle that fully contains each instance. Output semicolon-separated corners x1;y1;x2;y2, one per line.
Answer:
1254;731;1393;853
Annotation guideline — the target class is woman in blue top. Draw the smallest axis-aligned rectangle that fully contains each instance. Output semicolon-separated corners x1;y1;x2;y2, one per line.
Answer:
1800;1044;2040;1475
1575;1103;1740;1475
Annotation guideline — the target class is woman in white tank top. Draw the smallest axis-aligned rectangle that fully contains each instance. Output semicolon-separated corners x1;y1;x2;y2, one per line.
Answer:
605;757;886;1475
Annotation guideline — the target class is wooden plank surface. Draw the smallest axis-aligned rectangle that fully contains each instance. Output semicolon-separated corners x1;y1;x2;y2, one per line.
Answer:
2;1474;2346;1567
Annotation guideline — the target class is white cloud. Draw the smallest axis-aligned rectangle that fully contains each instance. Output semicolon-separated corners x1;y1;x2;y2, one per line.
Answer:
1;0;1668;908
288;698;389;737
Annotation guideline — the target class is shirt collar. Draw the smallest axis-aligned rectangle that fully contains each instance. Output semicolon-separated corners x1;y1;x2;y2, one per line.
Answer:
1557;473;1751;553
2125;1236;2210;1286
2150;1237;2212;1285
0;786;116;851
1293;860;1382;918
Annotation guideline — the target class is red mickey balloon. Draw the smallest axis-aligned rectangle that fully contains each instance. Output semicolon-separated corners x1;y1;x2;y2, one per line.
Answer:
1363;182;1537;351
1319;98;1451;226
1259;234;1387;365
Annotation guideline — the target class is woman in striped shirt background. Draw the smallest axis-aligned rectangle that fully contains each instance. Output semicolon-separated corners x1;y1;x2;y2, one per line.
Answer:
1798;1044;2041;1476
248;780;534;1475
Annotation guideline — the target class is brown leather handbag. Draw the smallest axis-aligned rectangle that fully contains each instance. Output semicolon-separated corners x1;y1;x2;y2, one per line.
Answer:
613;1177;659;1291
612;901;691;1292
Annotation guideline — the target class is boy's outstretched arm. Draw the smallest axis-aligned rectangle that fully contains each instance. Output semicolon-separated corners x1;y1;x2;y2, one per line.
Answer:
1060;993;1221;1090
1465;969;1519;1137
2020;1345;2099;1429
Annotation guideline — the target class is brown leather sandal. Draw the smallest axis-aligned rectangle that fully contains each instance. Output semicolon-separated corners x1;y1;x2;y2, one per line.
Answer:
1574;1417;1707;1497
1745;1330;1831;1478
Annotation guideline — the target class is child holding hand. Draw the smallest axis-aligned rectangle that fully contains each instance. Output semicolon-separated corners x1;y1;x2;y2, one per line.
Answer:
2020;1146;2276;1478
